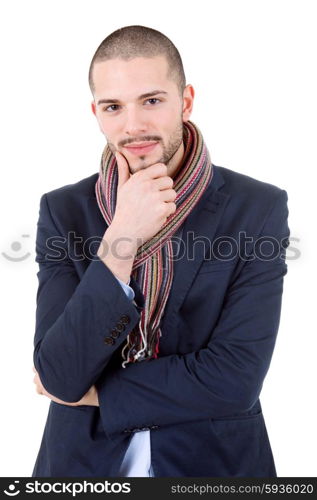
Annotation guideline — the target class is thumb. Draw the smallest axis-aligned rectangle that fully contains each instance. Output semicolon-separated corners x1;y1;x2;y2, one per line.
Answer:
115;151;130;191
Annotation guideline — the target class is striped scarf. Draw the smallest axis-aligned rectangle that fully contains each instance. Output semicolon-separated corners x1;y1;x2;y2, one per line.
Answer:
95;120;213;367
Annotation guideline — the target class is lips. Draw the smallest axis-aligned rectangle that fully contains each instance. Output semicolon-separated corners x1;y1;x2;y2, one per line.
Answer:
124;142;158;155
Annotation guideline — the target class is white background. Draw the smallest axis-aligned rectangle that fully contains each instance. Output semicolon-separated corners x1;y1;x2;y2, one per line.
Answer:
0;0;316;477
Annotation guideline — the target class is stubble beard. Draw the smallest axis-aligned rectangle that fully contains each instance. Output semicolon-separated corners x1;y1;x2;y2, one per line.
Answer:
108;119;184;173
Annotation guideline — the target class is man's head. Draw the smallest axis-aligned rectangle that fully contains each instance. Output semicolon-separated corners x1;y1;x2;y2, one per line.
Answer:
89;25;194;175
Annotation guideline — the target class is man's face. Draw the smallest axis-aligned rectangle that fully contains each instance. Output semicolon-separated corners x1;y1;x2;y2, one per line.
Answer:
91;56;193;174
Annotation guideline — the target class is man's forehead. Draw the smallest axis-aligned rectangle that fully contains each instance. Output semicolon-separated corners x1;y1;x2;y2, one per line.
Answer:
92;56;174;99
92;55;169;82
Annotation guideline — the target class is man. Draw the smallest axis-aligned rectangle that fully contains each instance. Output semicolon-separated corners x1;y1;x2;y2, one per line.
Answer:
32;25;289;477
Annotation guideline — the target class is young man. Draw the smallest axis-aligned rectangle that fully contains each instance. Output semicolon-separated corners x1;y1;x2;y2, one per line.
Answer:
32;25;289;477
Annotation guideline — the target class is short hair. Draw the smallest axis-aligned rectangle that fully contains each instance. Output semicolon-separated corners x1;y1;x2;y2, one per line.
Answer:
88;25;186;97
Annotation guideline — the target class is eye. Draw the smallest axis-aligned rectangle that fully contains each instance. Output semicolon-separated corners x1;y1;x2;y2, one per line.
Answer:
103;104;120;112
145;98;161;105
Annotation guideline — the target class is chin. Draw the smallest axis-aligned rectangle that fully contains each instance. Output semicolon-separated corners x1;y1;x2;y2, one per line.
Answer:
130;153;162;171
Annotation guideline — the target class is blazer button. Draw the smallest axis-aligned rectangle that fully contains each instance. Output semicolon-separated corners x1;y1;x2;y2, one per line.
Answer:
121;315;130;324
110;329;120;338
116;323;125;332
104;336;115;345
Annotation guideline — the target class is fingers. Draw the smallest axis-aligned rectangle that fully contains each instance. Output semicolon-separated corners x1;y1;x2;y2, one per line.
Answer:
115;151;131;190
166;202;177;217
34;375;43;394
143;162;168;180
32;367;44;395
152;176;174;191
160;201;177;221
159;188;177;203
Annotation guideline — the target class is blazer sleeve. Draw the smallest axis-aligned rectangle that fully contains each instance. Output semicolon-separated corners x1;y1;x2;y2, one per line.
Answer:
33;193;142;402
96;189;290;436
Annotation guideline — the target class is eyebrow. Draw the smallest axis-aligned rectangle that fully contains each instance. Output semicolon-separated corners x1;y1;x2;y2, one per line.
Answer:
97;90;168;105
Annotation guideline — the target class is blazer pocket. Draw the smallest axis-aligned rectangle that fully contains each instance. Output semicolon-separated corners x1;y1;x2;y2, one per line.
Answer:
209;409;263;438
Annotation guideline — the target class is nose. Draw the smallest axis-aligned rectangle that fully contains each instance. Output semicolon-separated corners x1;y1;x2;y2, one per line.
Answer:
124;105;147;137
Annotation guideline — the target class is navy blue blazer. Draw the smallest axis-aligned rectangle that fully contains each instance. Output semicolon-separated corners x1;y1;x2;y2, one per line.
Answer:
32;164;289;477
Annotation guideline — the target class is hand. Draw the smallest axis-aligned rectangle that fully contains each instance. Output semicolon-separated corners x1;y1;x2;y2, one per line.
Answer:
32;367;99;407
108;151;177;247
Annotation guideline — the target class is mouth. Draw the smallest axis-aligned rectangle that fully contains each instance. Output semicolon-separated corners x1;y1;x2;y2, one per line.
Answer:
124;141;158;155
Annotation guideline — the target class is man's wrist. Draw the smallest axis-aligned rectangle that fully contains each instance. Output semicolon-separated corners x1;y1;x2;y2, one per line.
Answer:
102;225;138;259
97;226;137;283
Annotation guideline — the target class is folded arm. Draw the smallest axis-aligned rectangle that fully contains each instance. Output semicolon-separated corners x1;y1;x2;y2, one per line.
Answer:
33;193;142;402
96;189;290;435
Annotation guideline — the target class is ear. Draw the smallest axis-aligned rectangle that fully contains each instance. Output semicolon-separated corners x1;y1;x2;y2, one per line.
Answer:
182;84;195;122
91;100;104;135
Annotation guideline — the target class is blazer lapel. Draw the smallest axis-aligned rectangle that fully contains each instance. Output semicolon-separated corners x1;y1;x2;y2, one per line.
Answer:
161;165;230;334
